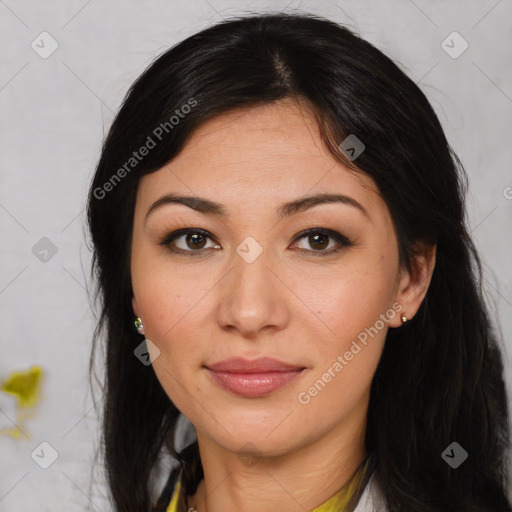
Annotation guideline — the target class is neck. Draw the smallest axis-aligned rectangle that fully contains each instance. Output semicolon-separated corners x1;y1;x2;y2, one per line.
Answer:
187;409;368;512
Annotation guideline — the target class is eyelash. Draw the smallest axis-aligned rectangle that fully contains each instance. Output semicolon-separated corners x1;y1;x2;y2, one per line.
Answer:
158;224;353;258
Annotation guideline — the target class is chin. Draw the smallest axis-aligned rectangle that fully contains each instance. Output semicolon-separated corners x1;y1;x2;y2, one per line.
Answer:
201;417;305;457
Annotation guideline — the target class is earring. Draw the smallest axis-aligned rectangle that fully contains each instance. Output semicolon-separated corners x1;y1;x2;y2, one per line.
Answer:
134;317;144;334
400;314;408;324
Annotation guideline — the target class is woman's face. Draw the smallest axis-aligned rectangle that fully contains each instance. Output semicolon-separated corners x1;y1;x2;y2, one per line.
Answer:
131;99;419;458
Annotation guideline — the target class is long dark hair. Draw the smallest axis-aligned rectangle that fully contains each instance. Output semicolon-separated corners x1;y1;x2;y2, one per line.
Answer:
86;12;511;512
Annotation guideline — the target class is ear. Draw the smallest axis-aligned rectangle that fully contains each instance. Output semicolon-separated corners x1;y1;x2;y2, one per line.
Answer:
132;296;140;318
389;240;436;328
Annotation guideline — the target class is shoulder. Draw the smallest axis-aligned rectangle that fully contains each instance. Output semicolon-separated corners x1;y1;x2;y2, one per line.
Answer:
353;474;386;512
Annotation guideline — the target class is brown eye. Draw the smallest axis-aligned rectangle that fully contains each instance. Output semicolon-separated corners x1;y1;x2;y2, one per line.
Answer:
291;228;353;257
308;233;329;250
185;232;207;249
159;228;220;256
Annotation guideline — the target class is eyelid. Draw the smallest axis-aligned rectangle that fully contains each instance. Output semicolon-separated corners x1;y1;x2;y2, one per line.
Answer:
290;220;354;244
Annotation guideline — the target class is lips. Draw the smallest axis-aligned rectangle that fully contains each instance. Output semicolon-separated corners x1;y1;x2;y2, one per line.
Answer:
206;356;305;373
205;357;306;398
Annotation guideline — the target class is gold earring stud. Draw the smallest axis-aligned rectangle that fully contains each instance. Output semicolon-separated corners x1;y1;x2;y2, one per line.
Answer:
400;314;408;324
134;317;144;334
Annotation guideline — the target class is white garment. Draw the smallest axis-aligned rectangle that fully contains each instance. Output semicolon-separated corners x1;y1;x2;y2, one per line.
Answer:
353;474;386;512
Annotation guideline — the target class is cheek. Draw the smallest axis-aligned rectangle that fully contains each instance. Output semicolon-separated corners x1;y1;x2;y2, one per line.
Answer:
295;252;398;342
140;284;207;356
293;254;397;393
132;264;223;414
135;273;208;411
131;243;208;340
292;282;390;427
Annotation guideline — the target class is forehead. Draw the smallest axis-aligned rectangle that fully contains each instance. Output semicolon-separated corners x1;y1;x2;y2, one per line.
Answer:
136;100;382;219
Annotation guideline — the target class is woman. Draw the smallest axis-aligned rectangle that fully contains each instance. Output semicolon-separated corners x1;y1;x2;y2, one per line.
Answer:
86;12;512;512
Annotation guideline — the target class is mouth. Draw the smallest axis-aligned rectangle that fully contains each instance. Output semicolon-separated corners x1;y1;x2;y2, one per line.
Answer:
204;357;307;398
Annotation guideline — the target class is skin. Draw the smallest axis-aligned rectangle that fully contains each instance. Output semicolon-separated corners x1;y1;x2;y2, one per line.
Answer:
131;98;436;512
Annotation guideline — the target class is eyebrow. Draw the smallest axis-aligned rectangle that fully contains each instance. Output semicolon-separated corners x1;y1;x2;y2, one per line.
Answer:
144;192;369;225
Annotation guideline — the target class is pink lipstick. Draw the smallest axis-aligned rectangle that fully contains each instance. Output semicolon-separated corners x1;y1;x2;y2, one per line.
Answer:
205;357;305;398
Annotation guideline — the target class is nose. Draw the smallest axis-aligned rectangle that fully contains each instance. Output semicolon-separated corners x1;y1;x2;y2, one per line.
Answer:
216;244;290;339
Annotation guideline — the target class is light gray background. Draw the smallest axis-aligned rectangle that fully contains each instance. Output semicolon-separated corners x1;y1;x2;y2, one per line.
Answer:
1;0;511;510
